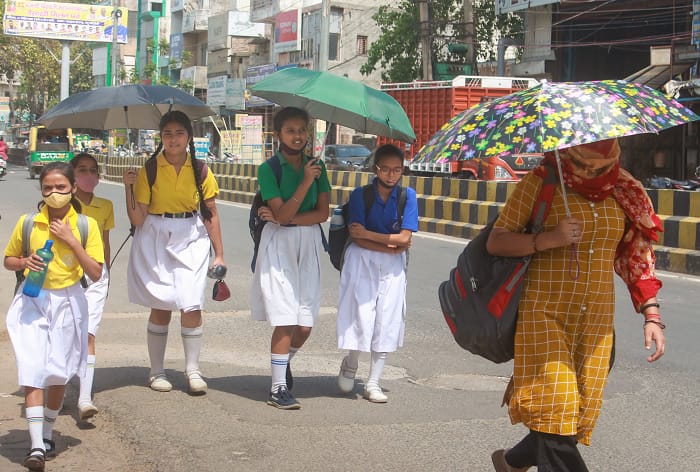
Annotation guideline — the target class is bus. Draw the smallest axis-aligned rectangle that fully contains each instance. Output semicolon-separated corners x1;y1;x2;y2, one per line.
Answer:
27;126;74;179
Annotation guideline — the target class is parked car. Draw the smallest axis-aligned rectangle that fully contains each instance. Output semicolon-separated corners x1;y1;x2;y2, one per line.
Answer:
324;144;373;171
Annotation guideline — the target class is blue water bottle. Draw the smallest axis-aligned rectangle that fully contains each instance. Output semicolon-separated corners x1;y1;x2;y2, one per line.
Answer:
22;240;54;297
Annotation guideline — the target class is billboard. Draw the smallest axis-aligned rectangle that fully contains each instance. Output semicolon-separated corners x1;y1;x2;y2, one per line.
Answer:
3;0;129;43
274;9;300;54
495;0;559;15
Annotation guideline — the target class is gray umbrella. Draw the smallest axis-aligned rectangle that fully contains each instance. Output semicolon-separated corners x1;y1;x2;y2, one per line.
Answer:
37;84;216;130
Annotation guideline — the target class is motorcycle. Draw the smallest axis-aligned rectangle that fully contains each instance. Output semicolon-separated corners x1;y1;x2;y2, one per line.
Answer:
0;151;7;179
647;166;700;191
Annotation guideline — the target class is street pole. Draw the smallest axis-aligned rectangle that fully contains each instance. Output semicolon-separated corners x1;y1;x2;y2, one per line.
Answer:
112;2;122;86
463;0;476;74
319;0;330;72
418;0;432;80
60;41;70;101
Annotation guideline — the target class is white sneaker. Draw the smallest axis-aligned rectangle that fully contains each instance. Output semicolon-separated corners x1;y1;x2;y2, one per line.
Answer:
185;370;208;394
78;401;98;420
363;385;388;403
148;373;172;392
337;356;357;393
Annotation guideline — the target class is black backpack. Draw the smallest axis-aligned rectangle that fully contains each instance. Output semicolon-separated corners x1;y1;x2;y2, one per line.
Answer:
437;166;556;363
249;155;282;272
328;184;408;271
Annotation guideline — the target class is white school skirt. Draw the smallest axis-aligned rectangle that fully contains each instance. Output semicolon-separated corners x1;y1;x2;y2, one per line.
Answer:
84;264;109;335
128;214;209;312
6;283;88;388
336;244;407;353
251;224;322;327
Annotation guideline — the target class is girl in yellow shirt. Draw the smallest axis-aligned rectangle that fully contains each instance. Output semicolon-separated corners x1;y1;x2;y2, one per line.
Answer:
4;162;104;470
123;111;226;395
71;152;115;421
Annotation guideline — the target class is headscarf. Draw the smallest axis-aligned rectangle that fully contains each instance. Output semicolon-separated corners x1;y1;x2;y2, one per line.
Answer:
536;139;663;309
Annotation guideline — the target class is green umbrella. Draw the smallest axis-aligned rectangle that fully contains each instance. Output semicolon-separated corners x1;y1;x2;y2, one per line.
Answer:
250;68;415;142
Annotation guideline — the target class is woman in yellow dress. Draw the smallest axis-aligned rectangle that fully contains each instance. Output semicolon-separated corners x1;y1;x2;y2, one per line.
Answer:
487;139;666;472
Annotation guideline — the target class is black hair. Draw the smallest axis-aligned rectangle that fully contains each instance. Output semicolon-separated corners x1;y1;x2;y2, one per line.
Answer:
38;161;82;213
149;111;213;222
373;144;404;167
272;107;310;133
70;152;98;170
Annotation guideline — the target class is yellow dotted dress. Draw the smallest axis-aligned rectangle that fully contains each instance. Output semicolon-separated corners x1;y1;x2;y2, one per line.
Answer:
494;172;625;446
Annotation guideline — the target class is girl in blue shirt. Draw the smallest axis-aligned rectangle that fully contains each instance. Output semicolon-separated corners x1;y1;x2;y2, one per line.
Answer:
335;144;418;403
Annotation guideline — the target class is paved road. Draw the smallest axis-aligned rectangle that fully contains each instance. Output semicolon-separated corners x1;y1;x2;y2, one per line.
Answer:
0;163;699;471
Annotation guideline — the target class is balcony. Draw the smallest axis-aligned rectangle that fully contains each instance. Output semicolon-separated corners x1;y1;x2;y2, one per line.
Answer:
183;9;210;33
251;0;322;23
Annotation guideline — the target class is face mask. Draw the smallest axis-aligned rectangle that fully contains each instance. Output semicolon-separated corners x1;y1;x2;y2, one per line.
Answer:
279;141;307;156
75;174;99;193
43;191;73;209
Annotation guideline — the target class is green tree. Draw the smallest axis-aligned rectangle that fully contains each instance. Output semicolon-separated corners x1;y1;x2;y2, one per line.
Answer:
361;0;522;82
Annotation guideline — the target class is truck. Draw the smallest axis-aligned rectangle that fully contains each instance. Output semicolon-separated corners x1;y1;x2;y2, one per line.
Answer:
378;75;541;180
27;126;74;179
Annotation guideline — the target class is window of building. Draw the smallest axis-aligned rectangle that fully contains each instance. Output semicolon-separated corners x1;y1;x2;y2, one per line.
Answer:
200;43;208;66
356;35;368;55
328;33;339;61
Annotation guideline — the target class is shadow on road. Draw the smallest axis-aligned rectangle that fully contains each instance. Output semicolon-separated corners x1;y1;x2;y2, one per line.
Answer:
0;429;82;468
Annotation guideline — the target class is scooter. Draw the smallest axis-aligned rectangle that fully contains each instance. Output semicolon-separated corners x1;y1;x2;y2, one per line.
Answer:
0;152;7;179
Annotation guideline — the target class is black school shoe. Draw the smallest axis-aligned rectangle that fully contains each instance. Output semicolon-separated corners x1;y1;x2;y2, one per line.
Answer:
23;448;45;471
286;363;293;391
267;386;301;410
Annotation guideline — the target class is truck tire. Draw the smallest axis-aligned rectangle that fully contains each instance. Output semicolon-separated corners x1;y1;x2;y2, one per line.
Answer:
458;172;475;180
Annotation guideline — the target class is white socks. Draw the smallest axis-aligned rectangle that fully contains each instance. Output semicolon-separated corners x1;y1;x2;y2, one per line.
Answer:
288;346;299;362
346;350;361;369
147;322;169;377
79;354;96;405
26;406;44;451
367;351;387;389
43;407;59;441
181;325;203;373
271;353;289;393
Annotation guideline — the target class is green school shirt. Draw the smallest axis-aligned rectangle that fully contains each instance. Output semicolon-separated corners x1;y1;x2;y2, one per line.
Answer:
258;152;331;213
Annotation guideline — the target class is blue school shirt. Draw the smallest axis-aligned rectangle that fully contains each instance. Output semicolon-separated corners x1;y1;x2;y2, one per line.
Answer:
347;178;418;234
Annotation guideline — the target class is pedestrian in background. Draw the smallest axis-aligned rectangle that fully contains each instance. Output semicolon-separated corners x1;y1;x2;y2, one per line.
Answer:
336;144;418;403
486;139;666;472
4;162;104;470
123;111;226;395
70;152;114;421
252;107;330;410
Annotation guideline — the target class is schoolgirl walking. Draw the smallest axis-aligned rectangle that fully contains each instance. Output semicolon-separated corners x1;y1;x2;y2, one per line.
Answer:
123;111;226;395
335;144;418;402
4;162;104;471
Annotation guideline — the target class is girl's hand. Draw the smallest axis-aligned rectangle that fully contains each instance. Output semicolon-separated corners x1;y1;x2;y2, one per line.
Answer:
24;253;46;272
258;205;279;224
348;223;367;240
552;217;582;247
123;168;138;186
49;218;78;246
303;159;322;183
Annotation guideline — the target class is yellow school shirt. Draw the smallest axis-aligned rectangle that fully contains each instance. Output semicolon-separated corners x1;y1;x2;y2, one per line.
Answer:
77;195;115;235
134;153;219;214
4;206;105;289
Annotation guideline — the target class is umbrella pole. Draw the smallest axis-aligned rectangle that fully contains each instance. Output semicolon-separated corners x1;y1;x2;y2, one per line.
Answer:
554;148;571;218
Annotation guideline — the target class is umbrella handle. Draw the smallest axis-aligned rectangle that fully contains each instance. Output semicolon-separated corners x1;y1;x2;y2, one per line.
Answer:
554;148;571;218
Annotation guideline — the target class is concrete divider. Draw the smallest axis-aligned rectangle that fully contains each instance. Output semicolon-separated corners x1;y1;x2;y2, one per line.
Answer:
97;155;700;276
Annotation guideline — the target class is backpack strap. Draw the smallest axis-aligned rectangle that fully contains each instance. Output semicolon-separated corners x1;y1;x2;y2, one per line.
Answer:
21;212;38;259
530;165;557;231
76;214;89;249
362;184;374;219
267;154;282;185
397;186;408;228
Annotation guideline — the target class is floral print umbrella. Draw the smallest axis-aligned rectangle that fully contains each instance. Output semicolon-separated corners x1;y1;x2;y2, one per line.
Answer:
412;80;700;165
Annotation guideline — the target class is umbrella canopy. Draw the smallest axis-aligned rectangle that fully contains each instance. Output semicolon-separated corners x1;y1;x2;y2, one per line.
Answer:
38;84;216;130
250;68;416;142
413;80;700;165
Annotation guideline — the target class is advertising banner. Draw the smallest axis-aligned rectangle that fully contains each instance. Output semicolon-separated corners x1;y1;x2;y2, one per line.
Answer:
495;0;559;15
274;9;301;54
3;0;129;43
240;115;263;164
193;137;209;159
207;75;227;108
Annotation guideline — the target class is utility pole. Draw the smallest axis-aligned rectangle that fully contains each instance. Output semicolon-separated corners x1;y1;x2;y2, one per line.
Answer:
418;0;432;80
319;0;330;72
60;41;70;100
112;1;122;86
463;0;476;73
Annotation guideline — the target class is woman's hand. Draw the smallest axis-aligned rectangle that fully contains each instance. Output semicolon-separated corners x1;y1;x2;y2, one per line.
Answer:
551;217;583;247
644;323;666;362
302;159;322;183
258;205;279;224
24;253;46;272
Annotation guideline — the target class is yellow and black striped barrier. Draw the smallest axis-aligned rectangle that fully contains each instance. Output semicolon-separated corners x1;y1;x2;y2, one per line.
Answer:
97;156;700;276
